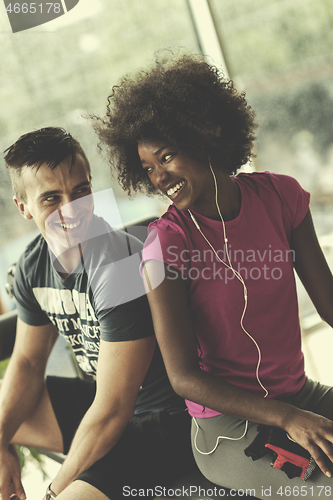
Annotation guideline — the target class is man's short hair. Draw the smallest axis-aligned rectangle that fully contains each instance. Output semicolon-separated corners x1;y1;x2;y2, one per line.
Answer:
4;127;91;202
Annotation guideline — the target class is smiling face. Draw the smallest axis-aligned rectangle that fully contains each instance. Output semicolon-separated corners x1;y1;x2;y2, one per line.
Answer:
138;141;216;214
14;154;93;256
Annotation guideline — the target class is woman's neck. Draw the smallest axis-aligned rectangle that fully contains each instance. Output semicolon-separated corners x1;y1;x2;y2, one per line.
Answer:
191;172;241;222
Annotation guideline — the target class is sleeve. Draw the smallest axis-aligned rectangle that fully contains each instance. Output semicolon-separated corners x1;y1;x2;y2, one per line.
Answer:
13;254;51;326
98;294;155;342
141;219;190;279
267;172;310;229
88;230;147;311
87;229;155;342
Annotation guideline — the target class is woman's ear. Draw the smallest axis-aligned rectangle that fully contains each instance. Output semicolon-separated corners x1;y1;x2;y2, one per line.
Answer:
13;196;32;220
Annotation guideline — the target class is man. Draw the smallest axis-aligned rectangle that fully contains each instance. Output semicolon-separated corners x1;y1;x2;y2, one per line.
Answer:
0;127;193;500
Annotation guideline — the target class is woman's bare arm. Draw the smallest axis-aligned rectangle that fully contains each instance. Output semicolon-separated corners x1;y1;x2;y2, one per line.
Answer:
143;258;333;477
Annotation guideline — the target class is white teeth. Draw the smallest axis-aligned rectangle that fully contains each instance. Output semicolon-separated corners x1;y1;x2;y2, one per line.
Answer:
167;181;185;196
61;220;80;230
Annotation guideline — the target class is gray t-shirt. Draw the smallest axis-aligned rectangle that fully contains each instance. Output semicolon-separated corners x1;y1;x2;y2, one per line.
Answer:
13;215;184;414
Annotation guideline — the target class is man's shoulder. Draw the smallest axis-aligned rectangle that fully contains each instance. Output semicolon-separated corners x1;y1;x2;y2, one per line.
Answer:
13;233;51;313
87;219;144;269
19;233;46;262
16;233;48;277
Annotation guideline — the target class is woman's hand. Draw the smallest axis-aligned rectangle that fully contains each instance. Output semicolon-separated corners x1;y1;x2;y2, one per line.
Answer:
283;406;333;477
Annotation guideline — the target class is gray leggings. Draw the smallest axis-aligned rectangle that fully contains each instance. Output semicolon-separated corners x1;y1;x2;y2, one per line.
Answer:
191;378;333;500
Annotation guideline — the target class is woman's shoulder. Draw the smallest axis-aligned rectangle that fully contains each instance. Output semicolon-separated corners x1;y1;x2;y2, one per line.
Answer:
235;170;306;195
149;204;188;236
235;171;310;229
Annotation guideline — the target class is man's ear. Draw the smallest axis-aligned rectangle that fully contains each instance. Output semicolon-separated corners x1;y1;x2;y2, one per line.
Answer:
13;196;32;220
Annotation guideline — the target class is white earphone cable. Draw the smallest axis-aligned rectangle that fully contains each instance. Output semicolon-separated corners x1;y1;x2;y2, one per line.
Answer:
193;416;249;455
187;159;269;455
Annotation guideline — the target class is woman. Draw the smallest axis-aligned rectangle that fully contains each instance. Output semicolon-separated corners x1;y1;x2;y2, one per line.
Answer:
94;53;333;498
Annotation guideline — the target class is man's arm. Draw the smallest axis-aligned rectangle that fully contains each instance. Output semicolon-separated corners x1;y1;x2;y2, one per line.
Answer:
50;335;156;495
142;257;333;478
0;318;58;500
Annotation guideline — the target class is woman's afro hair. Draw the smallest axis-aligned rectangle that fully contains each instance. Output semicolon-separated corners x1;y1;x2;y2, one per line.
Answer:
93;52;257;196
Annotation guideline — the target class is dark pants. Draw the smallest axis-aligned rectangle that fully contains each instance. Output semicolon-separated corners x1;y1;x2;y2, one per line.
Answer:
47;376;227;499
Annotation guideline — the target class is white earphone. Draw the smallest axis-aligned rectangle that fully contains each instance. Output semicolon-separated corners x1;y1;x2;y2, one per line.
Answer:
188;159;268;455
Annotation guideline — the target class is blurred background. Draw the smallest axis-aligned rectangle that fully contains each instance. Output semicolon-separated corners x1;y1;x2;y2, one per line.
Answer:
0;0;333;492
